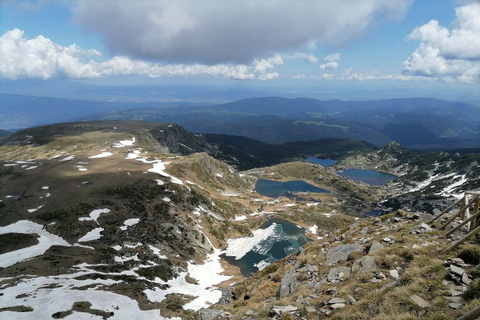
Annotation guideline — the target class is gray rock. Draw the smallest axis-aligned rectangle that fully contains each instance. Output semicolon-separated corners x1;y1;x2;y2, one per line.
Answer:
462;273;472;285
420;223;432;232
450;289;463;297
218;288;234;305
327;266;352;282
326;243;363;265
348;295;357;305
446;296;465;304
449;303;462;309
305;306;316;313
360;256;378;272
360;227;369;235
368;242;383;254
330;303;346;309
277;268;298;299
197;308;224;320
271;305;298;316
449;265;465;277
410;295;430;308
328;297;346;304
389;270;399;280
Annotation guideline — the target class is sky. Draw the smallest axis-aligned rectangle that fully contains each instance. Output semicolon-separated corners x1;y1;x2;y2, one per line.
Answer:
0;0;479;102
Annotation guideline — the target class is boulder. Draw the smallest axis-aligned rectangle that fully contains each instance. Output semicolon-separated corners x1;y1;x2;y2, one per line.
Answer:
217;288;234;305
277;268;298;299
197;308;224;320
368;242;383;254
389;270;399;280
410;295;430;308
360;256;378;272
328;297;346;304
270;305;298;317
327;266;352;282
326;243;363;265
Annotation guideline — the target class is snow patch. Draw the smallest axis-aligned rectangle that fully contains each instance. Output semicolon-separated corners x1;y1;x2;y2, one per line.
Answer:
225;224;277;260
78;228;104;242
27;205;43;213
120;218;140;231
79;208;110;223
89;152;113;159
114;137;136;148
0;220;69;267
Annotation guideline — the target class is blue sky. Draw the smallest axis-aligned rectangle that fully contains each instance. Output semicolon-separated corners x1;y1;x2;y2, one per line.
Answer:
0;0;479;101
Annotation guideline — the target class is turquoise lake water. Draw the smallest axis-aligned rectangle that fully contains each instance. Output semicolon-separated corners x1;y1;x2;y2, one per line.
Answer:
255;179;330;198
306;157;338;167
336;169;396;186
221;218;311;276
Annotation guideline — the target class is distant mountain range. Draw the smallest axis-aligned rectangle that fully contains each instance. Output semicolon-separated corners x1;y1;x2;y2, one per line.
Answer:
2;94;479;150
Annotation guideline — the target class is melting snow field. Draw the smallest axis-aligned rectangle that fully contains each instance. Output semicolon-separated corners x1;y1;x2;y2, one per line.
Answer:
59;155;75;161
120;218;140;230
114;137;136;148
89;152;114;159
0;271;166;320
145;236;231;311
78;227;104;242
224;224;277;259
79;208;110;223
0;220;69;268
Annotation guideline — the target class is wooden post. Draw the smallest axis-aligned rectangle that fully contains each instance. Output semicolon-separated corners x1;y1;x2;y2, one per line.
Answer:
464;195;471;231
457;305;480;320
445;209;480;237
472;198;480;229
442;224;480;253
459;195;466;220
429;197;464;224
439;197;477;230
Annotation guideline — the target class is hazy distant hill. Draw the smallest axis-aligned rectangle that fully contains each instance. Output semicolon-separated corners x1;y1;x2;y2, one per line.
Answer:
0;94;197;130
3;94;479;150
0;129;11;137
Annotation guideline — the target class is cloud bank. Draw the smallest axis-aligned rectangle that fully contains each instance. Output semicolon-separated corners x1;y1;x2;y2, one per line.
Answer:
402;3;480;82
0;29;279;80
71;0;412;64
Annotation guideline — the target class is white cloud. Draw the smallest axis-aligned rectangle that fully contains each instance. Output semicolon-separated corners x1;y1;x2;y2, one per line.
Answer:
0;29;285;80
253;54;284;73
319;61;339;70
402;3;480;82
292;73;335;80
284;52;319;64
71;0;413;64
319;53;341;69
324;53;341;62
341;67;432;81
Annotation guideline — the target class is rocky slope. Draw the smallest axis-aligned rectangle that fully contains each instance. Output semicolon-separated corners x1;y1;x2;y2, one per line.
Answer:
336;142;480;213
0;121;478;320
193;211;480;320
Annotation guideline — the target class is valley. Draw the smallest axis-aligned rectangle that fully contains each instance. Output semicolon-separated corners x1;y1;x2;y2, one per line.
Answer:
0;120;478;320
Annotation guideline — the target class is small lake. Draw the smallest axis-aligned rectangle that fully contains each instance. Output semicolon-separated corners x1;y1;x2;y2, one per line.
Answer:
336;169;396;186
221;218;311;276
255;179;329;198
306;157;337;167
